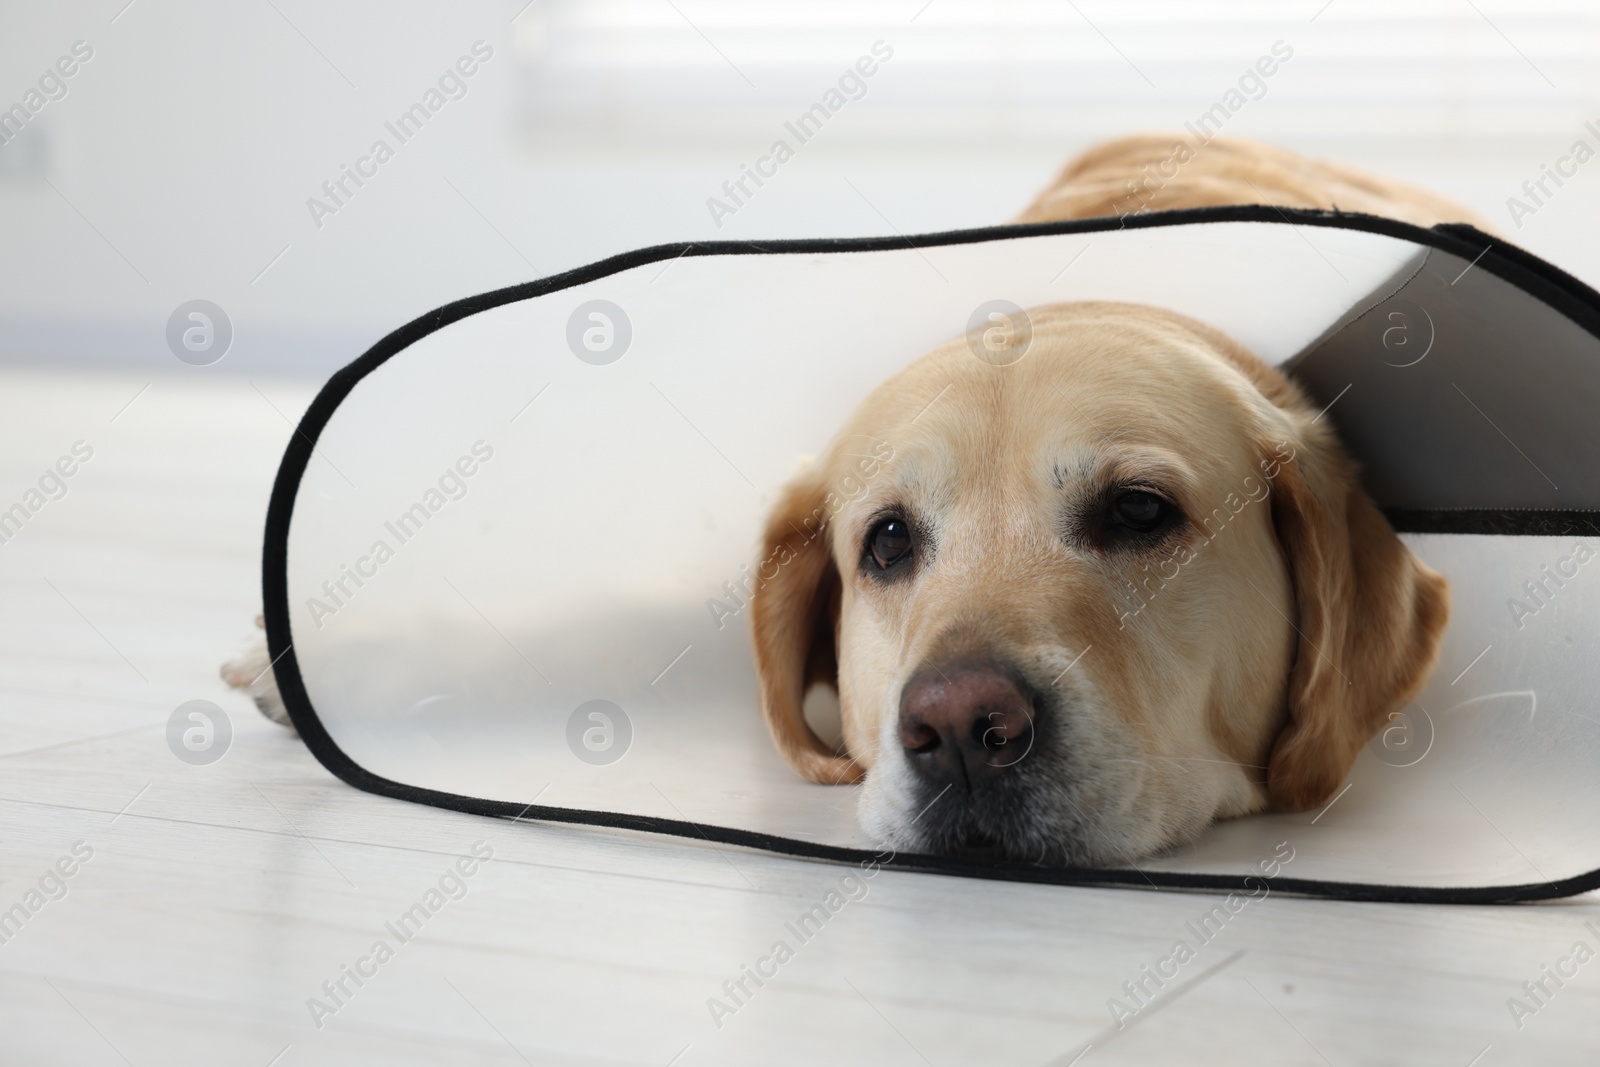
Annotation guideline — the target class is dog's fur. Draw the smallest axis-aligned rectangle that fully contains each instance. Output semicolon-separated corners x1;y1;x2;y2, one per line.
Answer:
222;615;291;727
751;135;1468;864
227;135;1466;864
1016;133;1493;232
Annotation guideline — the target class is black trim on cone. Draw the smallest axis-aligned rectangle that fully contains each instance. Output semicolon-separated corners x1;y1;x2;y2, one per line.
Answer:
263;205;1600;903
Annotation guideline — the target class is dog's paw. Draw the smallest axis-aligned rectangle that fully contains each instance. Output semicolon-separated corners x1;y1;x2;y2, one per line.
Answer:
221;616;295;731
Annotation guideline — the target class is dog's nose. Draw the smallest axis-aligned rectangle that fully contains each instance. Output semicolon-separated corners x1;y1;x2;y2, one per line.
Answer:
898;663;1035;788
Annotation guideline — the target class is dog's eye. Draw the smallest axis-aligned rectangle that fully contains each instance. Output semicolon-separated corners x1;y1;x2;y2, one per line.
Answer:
1110;490;1169;533
868;518;914;570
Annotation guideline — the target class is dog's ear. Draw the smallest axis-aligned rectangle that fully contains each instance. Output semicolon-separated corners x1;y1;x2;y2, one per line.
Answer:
1263;428;1450;810
749;471;863;785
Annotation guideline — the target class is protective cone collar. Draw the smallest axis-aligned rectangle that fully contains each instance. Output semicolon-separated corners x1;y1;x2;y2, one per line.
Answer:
264;206;1600;904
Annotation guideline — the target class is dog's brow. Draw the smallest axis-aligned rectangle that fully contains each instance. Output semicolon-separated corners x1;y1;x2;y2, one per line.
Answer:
1099;447;1198;490
1051;454;1099;489
1051;445;1194;496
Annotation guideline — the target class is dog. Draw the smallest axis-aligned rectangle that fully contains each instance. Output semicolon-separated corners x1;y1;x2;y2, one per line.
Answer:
750;135;1477;865
228;135;1470;865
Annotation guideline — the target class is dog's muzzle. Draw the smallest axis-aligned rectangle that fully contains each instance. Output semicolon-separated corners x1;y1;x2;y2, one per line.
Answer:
897;658;1040;810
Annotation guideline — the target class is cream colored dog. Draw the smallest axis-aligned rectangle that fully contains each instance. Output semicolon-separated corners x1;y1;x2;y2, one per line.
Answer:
750;135;1475;864
230;135;1471;865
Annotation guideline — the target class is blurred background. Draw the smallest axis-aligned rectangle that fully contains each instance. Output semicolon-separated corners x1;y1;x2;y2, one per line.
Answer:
2;0;1598;380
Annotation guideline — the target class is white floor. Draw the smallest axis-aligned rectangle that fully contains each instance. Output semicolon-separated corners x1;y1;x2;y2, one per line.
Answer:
1;366;1597;1066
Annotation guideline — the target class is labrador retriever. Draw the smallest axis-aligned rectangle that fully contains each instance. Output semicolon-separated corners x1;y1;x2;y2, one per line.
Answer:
751;134;1476;863
228;134;1471;865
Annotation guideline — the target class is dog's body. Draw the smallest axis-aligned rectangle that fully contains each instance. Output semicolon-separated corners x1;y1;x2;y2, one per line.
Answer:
1016;133;1493;232
227;135;1468;864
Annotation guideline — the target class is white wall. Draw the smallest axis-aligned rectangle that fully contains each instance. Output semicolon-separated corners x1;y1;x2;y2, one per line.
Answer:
1;0;1596;377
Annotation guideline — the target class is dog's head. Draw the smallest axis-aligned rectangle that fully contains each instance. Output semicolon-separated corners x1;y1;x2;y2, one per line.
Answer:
750;301;1448;865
